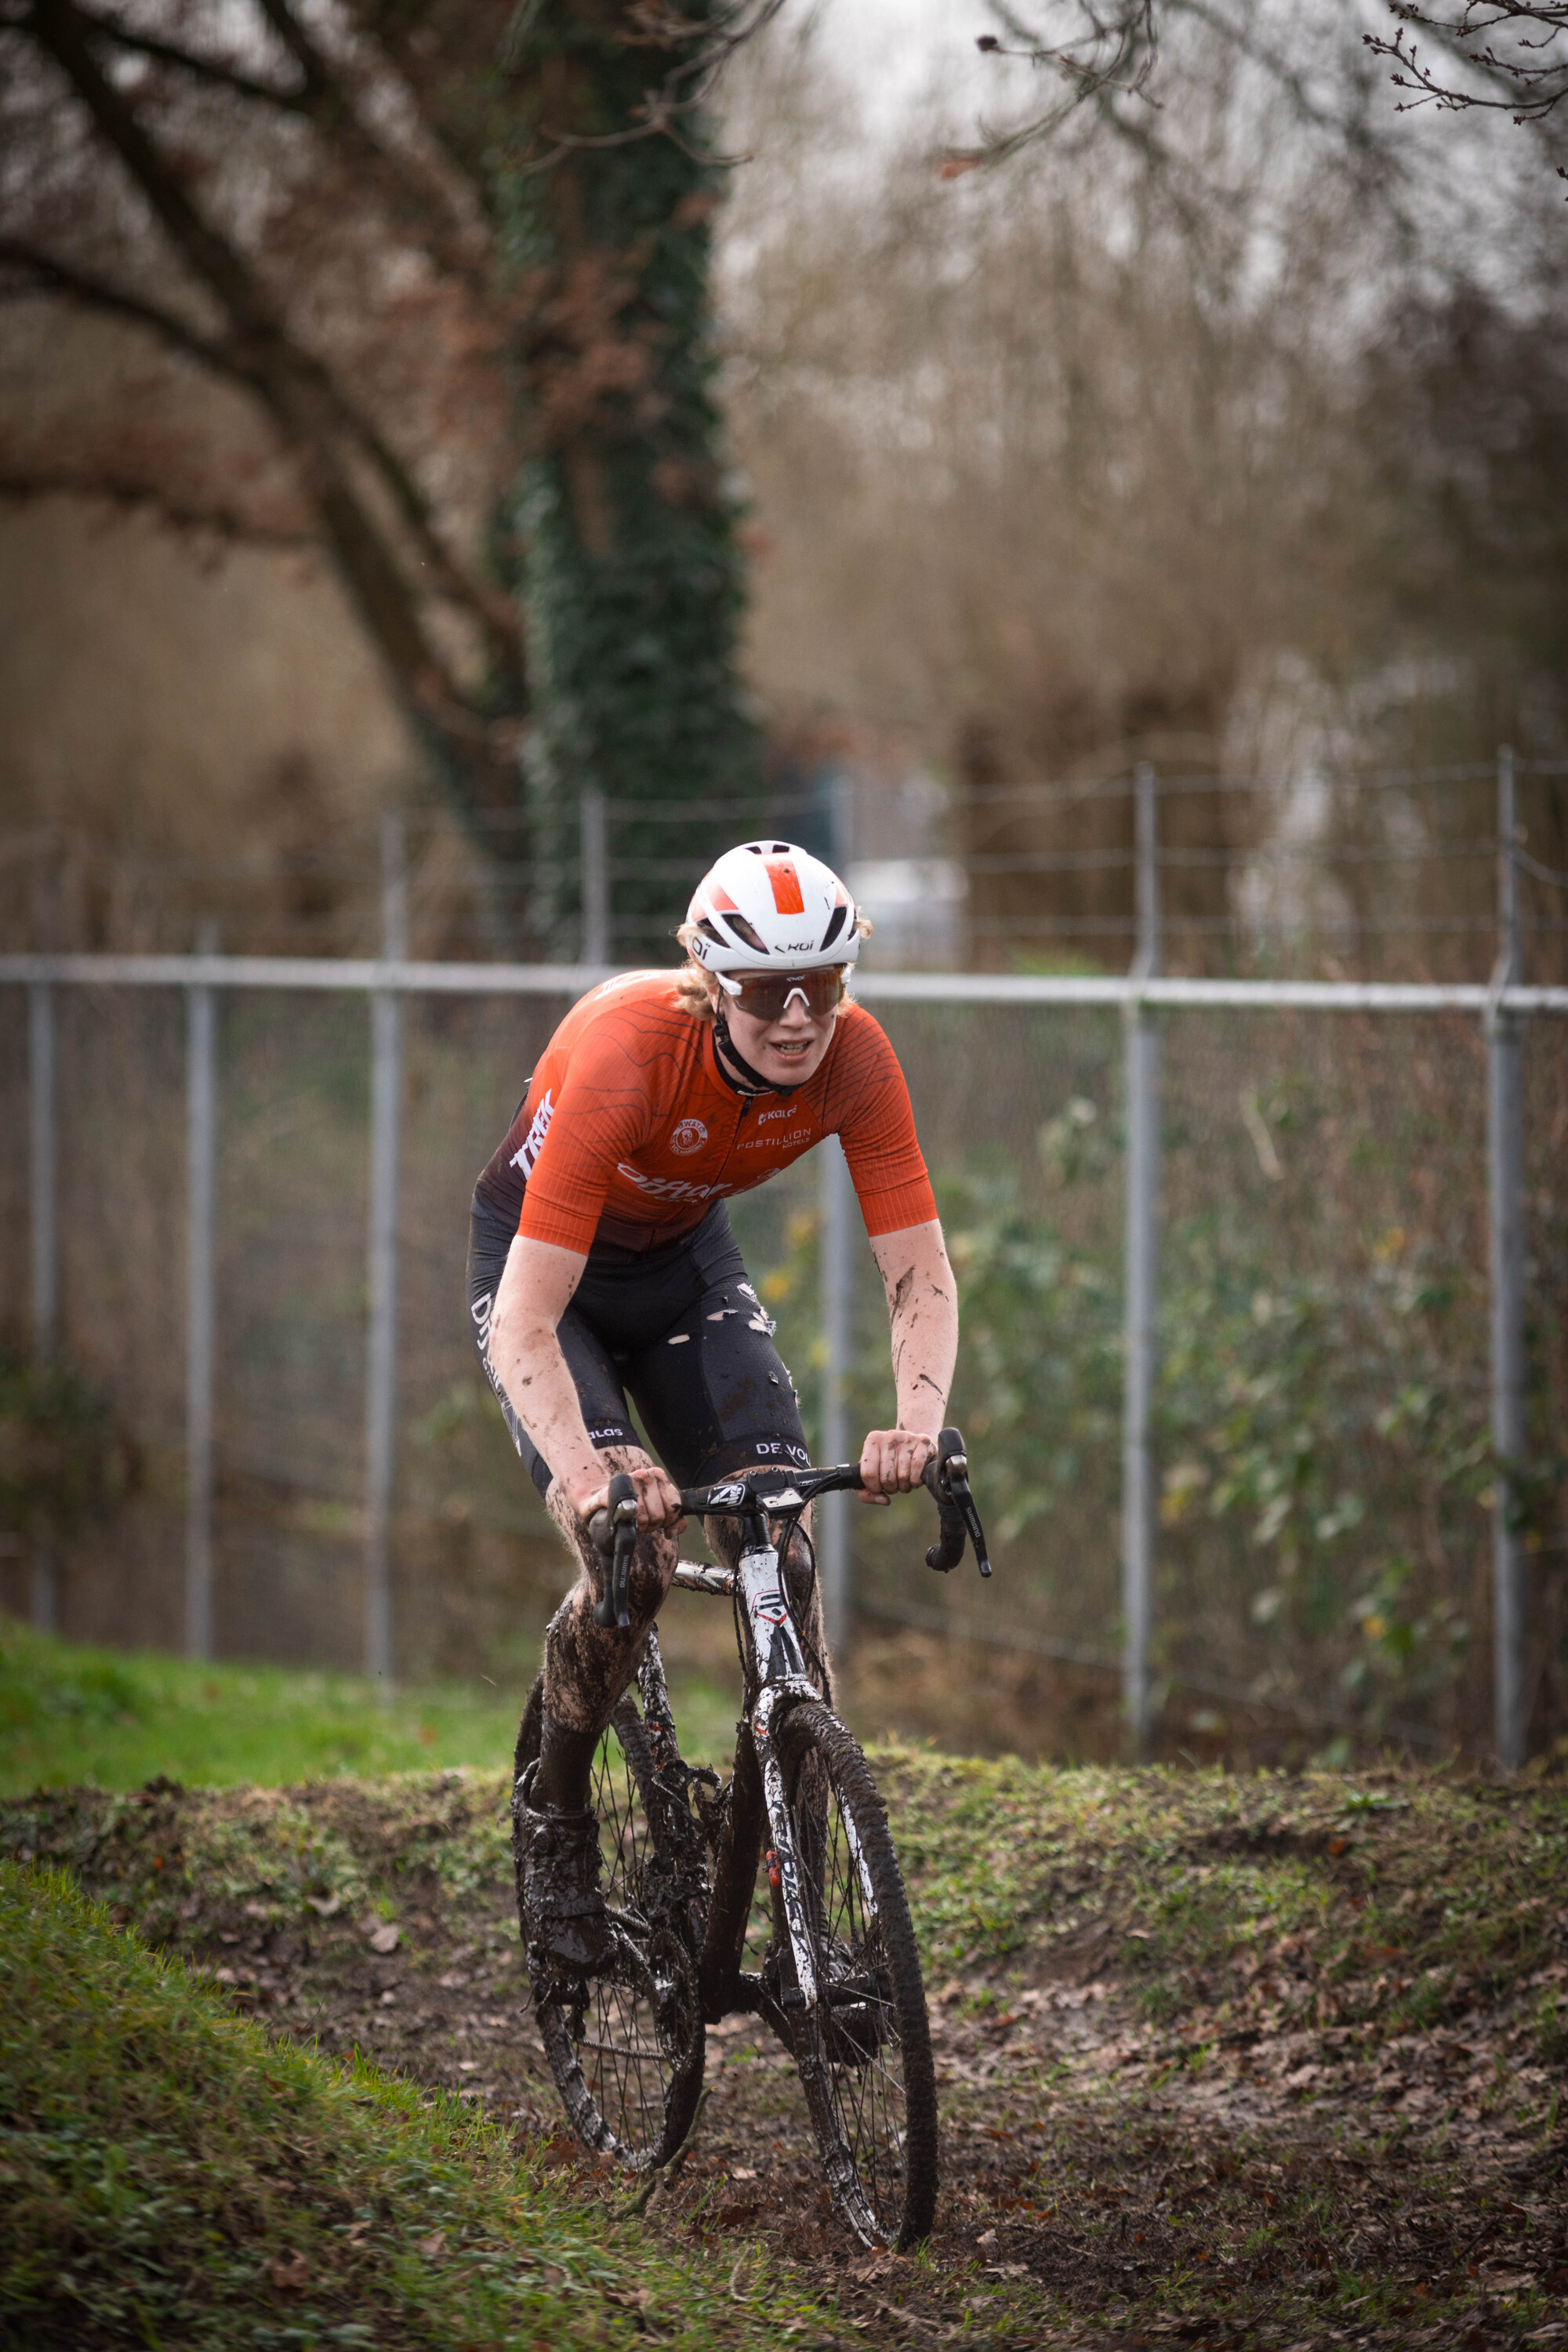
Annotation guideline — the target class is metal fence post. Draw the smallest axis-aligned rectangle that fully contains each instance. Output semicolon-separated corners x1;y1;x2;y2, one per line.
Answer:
365;815;406;1683
1488;746;1527;1769
27;978;57;1633
185;927;219;1661
581;788;610;967
1122;763;1162;1759
819;1135;855;1659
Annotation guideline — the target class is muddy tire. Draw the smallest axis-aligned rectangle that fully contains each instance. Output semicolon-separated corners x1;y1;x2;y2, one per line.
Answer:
514;1679;706;2171
773;1703;938;2249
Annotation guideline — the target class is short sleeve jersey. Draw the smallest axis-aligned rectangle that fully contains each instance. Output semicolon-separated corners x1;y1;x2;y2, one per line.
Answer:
475;971;937;1257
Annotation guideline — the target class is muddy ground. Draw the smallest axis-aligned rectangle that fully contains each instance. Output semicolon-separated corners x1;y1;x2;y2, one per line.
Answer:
4;1758;1566;2348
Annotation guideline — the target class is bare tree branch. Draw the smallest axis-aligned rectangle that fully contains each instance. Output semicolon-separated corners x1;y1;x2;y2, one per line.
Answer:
517;0;790;167
0;466;314;544
1362;3;1568;122
68;7;307;111
18;0;523;803
0;238;232;376
958;0;1563;182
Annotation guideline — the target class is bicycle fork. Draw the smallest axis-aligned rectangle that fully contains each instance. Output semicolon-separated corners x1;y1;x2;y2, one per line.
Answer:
735;1527;876;2014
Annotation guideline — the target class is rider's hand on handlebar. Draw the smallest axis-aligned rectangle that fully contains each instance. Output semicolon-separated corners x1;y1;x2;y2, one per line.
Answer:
570;1463;688;1537
857;1427;938;1504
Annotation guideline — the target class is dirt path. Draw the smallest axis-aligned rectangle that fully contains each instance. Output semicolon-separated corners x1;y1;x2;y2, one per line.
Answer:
4;1757;1566;2347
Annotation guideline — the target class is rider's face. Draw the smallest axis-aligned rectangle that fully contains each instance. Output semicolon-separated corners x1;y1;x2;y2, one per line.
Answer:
710;974;839;1087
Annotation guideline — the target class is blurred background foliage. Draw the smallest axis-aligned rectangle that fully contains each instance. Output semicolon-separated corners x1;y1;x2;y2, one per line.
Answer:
0;1346;130;1540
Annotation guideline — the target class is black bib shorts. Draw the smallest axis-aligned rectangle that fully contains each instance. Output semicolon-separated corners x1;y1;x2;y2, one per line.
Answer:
466;1190;810;1500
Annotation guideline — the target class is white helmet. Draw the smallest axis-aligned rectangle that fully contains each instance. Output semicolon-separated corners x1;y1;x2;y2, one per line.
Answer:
685;840;860;975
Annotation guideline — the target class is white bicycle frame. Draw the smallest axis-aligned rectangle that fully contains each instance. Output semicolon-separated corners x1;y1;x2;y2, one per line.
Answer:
672;1488;877;2013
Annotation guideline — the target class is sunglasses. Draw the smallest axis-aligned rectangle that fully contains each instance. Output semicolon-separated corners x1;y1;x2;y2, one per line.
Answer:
716;967;848;1021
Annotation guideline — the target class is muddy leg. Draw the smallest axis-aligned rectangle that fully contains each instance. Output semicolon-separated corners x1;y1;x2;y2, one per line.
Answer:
534;1443;677;1810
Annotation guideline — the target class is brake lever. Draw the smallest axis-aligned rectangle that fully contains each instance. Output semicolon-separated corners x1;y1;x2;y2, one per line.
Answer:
920;1427;993;1578
590;1471;639;1630
942;1459;992;1579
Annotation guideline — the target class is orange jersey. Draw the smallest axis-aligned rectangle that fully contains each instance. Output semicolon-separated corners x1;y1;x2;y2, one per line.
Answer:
476;971;937;1258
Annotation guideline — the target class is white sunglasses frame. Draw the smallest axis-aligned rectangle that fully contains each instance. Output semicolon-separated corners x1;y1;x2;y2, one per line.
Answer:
713;967;849;1016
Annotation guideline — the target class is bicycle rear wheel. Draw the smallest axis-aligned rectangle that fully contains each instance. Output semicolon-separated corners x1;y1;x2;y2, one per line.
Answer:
514;1682;705;2170
773;1703;937;2249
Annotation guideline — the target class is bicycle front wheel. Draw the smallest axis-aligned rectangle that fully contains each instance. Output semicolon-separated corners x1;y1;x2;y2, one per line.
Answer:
774;1704;938;2249
514;1686;705;2171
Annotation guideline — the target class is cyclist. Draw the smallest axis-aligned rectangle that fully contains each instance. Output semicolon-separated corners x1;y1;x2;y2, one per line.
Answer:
468;840;958;1976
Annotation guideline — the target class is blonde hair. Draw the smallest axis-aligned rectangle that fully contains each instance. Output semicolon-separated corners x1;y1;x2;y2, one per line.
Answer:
670;915;872;1021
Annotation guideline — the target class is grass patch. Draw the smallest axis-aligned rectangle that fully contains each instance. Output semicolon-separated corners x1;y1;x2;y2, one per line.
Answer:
0;1621;526;1796
5;1631;1567;2346
877;1748;1568;2045
0;1622;743;1799
0;1859;839;2348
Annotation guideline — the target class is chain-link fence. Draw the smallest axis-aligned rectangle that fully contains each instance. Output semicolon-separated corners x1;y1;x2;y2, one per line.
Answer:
2;763;1566;1765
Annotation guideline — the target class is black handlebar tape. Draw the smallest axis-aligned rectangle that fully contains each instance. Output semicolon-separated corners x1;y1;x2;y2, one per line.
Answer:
591;1472;640;1631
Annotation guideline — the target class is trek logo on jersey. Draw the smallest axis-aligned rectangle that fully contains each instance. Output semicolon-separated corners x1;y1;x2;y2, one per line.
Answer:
509;1089;554;1178
669;1117;708;1156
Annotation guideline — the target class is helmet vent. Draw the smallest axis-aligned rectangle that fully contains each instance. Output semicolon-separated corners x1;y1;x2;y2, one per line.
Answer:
819;902;848;951
720;911;769;956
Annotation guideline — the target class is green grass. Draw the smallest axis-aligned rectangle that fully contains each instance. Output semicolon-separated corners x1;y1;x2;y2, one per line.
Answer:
877;1747;1568;2046
0;1859;840;2349
0;1621;742;1798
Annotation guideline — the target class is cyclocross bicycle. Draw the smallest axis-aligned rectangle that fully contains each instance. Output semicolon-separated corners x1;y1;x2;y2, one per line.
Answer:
510;1428;992;2252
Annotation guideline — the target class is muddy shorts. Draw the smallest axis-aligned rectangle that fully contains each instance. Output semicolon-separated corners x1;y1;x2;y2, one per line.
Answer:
466;1191;810;1497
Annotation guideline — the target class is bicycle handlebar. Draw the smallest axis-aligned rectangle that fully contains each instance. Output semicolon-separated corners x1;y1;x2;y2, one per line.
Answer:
585;1425;992;1588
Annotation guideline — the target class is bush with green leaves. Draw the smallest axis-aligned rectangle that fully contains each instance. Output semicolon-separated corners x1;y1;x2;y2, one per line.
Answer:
0;1345;128;1543
751;1160;1551;1742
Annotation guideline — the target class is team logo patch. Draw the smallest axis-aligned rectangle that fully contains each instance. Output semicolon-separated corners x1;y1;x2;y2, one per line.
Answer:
670;1117;708;1156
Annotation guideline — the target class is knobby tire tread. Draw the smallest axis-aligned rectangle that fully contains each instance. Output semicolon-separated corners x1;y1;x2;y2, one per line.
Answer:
775;1702;938;2249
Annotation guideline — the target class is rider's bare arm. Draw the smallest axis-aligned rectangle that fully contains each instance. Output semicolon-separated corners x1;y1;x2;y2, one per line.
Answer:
859;1218;959;1503
488;1236;686;1533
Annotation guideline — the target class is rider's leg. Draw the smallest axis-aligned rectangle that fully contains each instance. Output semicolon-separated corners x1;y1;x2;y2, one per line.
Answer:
533;1440;678;1810
513;1443;679;1975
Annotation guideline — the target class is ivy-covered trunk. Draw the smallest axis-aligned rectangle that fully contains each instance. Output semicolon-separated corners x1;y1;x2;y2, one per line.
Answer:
501;3;762;963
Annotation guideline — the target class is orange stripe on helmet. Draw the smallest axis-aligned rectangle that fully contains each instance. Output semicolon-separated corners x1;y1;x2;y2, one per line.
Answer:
762;856;805;916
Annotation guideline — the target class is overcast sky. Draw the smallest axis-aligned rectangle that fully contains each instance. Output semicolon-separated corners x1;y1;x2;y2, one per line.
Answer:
798;0;1002;140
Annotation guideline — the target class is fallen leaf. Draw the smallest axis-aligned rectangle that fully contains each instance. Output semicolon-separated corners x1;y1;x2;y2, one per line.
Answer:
368;1921;400;1955
267;2250;309;2292
848;2250;902;2283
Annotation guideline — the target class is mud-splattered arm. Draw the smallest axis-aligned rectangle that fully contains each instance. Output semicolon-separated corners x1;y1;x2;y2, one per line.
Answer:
855;1218;959;1501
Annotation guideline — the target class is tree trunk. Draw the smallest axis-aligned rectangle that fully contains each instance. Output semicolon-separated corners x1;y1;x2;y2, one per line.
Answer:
498;3;763;964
